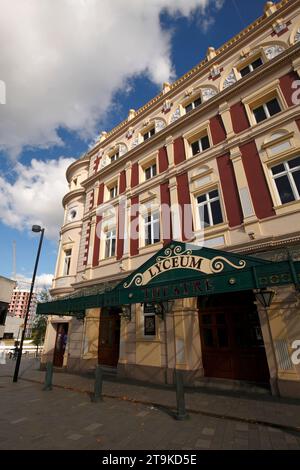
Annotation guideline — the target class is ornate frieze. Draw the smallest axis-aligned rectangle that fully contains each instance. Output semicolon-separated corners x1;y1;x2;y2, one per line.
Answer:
223;70;237;89
170;107;181;123
264;44;284;60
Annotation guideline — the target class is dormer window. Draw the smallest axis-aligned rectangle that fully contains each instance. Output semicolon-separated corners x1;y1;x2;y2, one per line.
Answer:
185;97;201;114
110;151;119;163
191;134;210;156
144;163;157;181
239;57;263;77
143;127;155;141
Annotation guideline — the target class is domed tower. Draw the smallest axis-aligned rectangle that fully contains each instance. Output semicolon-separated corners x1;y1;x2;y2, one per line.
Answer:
50;154;89;298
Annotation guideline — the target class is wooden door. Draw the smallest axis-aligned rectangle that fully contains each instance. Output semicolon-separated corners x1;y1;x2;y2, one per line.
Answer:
53;323;68;367
98;308;120;367
199;293;269;383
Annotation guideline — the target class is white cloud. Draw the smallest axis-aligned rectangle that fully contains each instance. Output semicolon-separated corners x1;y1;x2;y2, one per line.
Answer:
0;0;222;158
0;157;74;239
16;273;53;291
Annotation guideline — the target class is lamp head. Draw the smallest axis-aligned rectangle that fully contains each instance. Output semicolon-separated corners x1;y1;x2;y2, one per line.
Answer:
32;225;42;233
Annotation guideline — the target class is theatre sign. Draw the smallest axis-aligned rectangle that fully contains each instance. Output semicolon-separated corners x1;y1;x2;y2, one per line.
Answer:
117;241;300;305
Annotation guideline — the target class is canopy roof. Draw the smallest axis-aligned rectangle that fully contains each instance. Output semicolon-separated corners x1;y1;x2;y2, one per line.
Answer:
37;241;300;316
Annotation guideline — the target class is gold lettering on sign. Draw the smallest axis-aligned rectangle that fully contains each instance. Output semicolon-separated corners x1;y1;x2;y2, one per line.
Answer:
123;251;246;289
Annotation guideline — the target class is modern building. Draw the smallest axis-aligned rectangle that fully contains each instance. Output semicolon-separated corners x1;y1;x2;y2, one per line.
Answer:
7;289;37;338
0;276;16;339
38;0;300;397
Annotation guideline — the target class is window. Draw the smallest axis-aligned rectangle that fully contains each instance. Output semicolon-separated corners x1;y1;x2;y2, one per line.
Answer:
191;135;210;156
109;185;118;199
271;156;300;204
185;96;202;114
144;163;157;180
104;229;116;258
143;303;156;336
63;249;72;275
240;57;263;77
197;190;223;227
110;151;119;163
144;212;160;245
253;97;281;123
143;127;155;141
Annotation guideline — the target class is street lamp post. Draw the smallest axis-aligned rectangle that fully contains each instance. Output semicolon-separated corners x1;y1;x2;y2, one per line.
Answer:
13;225;45;383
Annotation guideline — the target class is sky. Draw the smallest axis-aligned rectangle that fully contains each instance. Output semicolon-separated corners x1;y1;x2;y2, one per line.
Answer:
0;0;271;289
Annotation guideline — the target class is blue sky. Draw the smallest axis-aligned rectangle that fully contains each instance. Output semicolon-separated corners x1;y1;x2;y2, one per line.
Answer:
0;0;269;287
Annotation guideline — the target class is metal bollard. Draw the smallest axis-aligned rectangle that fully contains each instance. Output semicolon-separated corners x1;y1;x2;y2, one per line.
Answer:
91;365;103;402
174;369;189;420
43;362;53;391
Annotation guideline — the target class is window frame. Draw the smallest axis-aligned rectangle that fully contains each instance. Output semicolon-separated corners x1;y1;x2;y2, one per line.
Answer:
182;120;212;160
184;95;202;114
242;79;287;127
104;228;116;259
191;134;211;157
144;162;157;181
109;184;118;200
63;249;72;276
142;126;155;142
252;97;282;124
238;55;264;78
195;188;224;229
143;211;160;246
271;156;300;205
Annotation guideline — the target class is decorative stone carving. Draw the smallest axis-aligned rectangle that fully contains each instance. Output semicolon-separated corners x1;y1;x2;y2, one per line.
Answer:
223;70;237;89
99;131;107;142
185;88;193;97
162;100;172;113
162;82;171;94
206;46;216;61
210;65;222;79
170;107;181;123
273;20;287;35
126;128;134;139
202;87;217;102
295;28;300;43
155;119;166;133
119;143;127;156
99;155;109;169
128;109;136;120
131;136;139;149
264;45;284;60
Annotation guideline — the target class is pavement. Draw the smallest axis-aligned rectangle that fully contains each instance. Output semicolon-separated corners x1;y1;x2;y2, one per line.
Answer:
1;357;300;450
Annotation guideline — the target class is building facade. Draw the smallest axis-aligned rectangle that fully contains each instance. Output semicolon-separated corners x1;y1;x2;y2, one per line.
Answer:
40;0;300;397
0;276;16;339
7;289;37;338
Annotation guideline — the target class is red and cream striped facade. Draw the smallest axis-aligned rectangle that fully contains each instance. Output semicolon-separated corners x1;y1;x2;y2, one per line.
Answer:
43;0;300;397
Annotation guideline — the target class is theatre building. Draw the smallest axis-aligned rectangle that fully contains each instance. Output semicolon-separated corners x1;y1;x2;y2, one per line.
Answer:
38;0;300;398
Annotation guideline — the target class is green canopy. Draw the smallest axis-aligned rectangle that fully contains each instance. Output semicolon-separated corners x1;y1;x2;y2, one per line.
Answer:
37;241;300;316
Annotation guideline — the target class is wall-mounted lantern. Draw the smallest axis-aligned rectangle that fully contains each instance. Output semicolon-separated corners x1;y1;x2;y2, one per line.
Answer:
254;289;275;308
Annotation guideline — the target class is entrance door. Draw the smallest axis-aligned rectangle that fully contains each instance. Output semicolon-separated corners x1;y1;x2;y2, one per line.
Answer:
199;292;269;383
98;308;120;367
53;323;68;367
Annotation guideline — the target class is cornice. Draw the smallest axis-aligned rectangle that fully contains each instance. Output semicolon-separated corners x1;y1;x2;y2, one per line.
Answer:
62;187;85;207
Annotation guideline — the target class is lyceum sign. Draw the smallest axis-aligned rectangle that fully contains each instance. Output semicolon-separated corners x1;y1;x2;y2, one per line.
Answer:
123;244;247;288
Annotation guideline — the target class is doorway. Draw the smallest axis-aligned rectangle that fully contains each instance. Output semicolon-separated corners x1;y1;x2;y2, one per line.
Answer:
98;307;120;367
198;291;269;383
53;323;68;367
